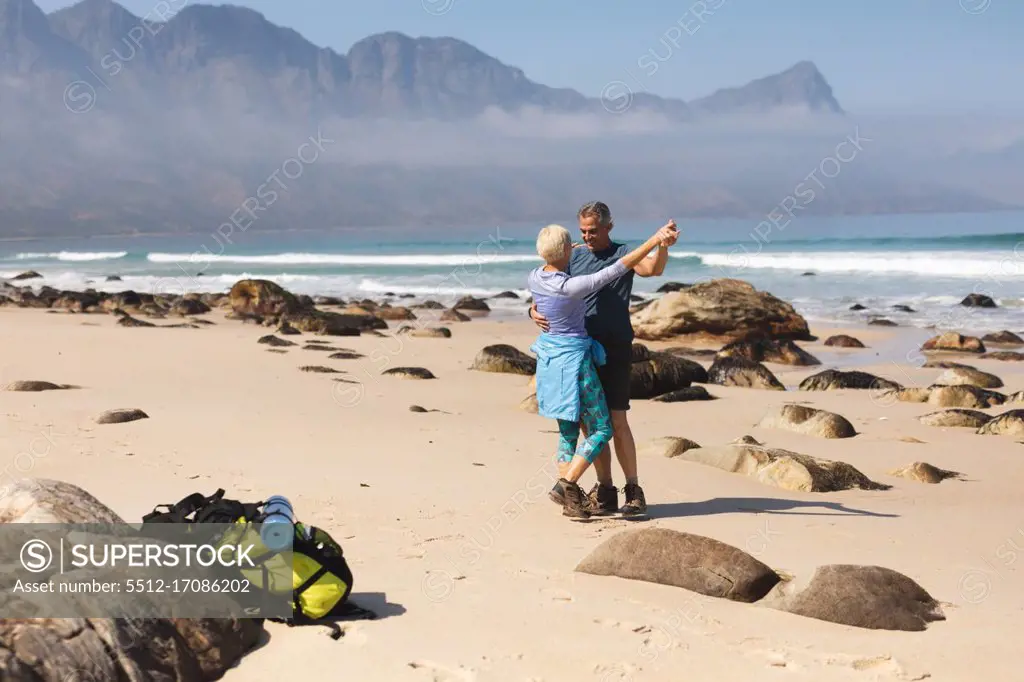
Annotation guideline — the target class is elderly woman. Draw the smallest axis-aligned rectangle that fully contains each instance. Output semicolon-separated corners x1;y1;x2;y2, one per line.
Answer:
528;221;677;518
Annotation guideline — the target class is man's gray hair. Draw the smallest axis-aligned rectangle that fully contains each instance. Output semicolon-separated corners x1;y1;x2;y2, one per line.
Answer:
577;201;613;228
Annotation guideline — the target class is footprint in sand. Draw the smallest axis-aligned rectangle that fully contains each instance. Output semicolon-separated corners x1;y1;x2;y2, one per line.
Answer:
541;587;574;602
748;648;928;679
407;660;477;681
833;654;930;680
592;662;638;681
593;617;652;635
739;645;804;671
593;617;696;661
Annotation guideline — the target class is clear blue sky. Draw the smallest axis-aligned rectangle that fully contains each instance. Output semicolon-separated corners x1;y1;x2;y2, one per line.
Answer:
37;0;1024;114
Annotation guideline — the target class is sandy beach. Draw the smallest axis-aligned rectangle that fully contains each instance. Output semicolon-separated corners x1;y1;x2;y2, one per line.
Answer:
2;302;1023;682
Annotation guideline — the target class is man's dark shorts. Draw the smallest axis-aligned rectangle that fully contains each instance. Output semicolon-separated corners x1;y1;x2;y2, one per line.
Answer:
595;337;632;412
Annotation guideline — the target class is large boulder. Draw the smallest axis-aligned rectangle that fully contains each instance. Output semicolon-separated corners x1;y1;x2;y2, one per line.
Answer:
707;356;785;390
670;444;891;492
95;408;149;425
823;334;865;348
169;297;212;316
888;462;964;484
921;332;986;354
976;409;1024;438
758;565;945;631
453;296;490;317
630;279;812;343
799;370;901;392
918;409;993;428
3;381;71;392
575;527;781;603
383;367;436;380
756;404;856;439
53;290;102;313
933;365;1003;389
109;291;144;309
283;310;386;335
440;308;471;322
228;279;307;317
629;345;707;398
894;384;1007;409
371;305;417;321
960;293;996;308
651;386;716;402
471;345;536;375
717;337;820;366
258;334;296;347
0;616;262;682
982;330;1023;345
0;478;125;524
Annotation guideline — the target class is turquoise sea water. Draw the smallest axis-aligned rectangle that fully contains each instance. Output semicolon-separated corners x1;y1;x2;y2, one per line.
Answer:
3;211;1023;333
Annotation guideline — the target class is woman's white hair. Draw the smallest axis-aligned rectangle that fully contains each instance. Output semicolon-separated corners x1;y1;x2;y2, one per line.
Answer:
536;224;571;263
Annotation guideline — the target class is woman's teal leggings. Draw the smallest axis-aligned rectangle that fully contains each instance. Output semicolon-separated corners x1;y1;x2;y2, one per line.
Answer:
556;358;613;464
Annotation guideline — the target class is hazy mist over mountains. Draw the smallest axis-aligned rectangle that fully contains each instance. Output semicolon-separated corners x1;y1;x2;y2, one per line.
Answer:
0;0;1022;238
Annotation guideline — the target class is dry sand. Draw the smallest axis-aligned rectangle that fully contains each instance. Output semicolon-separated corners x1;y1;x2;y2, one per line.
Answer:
2;306;1022;681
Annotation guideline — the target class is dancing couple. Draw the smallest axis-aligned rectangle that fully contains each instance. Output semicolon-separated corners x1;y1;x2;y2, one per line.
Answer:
527;201;679;518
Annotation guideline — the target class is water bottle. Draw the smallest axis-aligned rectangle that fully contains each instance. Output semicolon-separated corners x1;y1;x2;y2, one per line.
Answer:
260;496;295;551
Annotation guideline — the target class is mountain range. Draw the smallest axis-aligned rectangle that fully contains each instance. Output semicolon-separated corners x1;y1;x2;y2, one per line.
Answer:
5;0;845;120
0;0;1017;238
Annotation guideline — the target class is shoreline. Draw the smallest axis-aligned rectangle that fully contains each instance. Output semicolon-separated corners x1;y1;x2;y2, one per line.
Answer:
1;272;1018;369
4;271;1021;326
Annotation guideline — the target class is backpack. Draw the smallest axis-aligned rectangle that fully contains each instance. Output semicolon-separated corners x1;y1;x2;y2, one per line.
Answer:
141;489;374;639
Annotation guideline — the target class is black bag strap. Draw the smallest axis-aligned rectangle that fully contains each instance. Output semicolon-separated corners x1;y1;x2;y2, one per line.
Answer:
142;489;264;525
142;490;218;524
194;499;263;524
293;566;330;599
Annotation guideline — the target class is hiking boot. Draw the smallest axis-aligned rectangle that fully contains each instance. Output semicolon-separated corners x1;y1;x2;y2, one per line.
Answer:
549;480;566;506
584;483;619;516
560;479;591;519
620;482;647;516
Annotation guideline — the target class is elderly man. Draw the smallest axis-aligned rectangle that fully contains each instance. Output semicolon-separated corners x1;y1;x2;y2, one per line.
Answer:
529;201;677;516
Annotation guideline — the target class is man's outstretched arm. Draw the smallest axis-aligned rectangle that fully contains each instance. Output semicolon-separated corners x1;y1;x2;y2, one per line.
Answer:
635;219;677;277
634;245;668;277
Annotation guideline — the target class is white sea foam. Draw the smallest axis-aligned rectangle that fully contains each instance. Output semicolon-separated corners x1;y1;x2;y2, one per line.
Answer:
356;277;530;299
146;252;540;266
9;251;127;261
699;250;1024;279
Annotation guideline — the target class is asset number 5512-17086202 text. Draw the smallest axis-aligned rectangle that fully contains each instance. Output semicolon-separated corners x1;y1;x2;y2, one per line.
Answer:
124;578;251;593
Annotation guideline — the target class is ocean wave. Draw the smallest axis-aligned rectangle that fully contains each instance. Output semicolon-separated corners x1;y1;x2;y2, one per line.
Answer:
9;251;127;261
700;251;1024;279
666;251;704;264
693;231;1024;250
146;252;540;266
356;277;530;299
0;270;532;301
